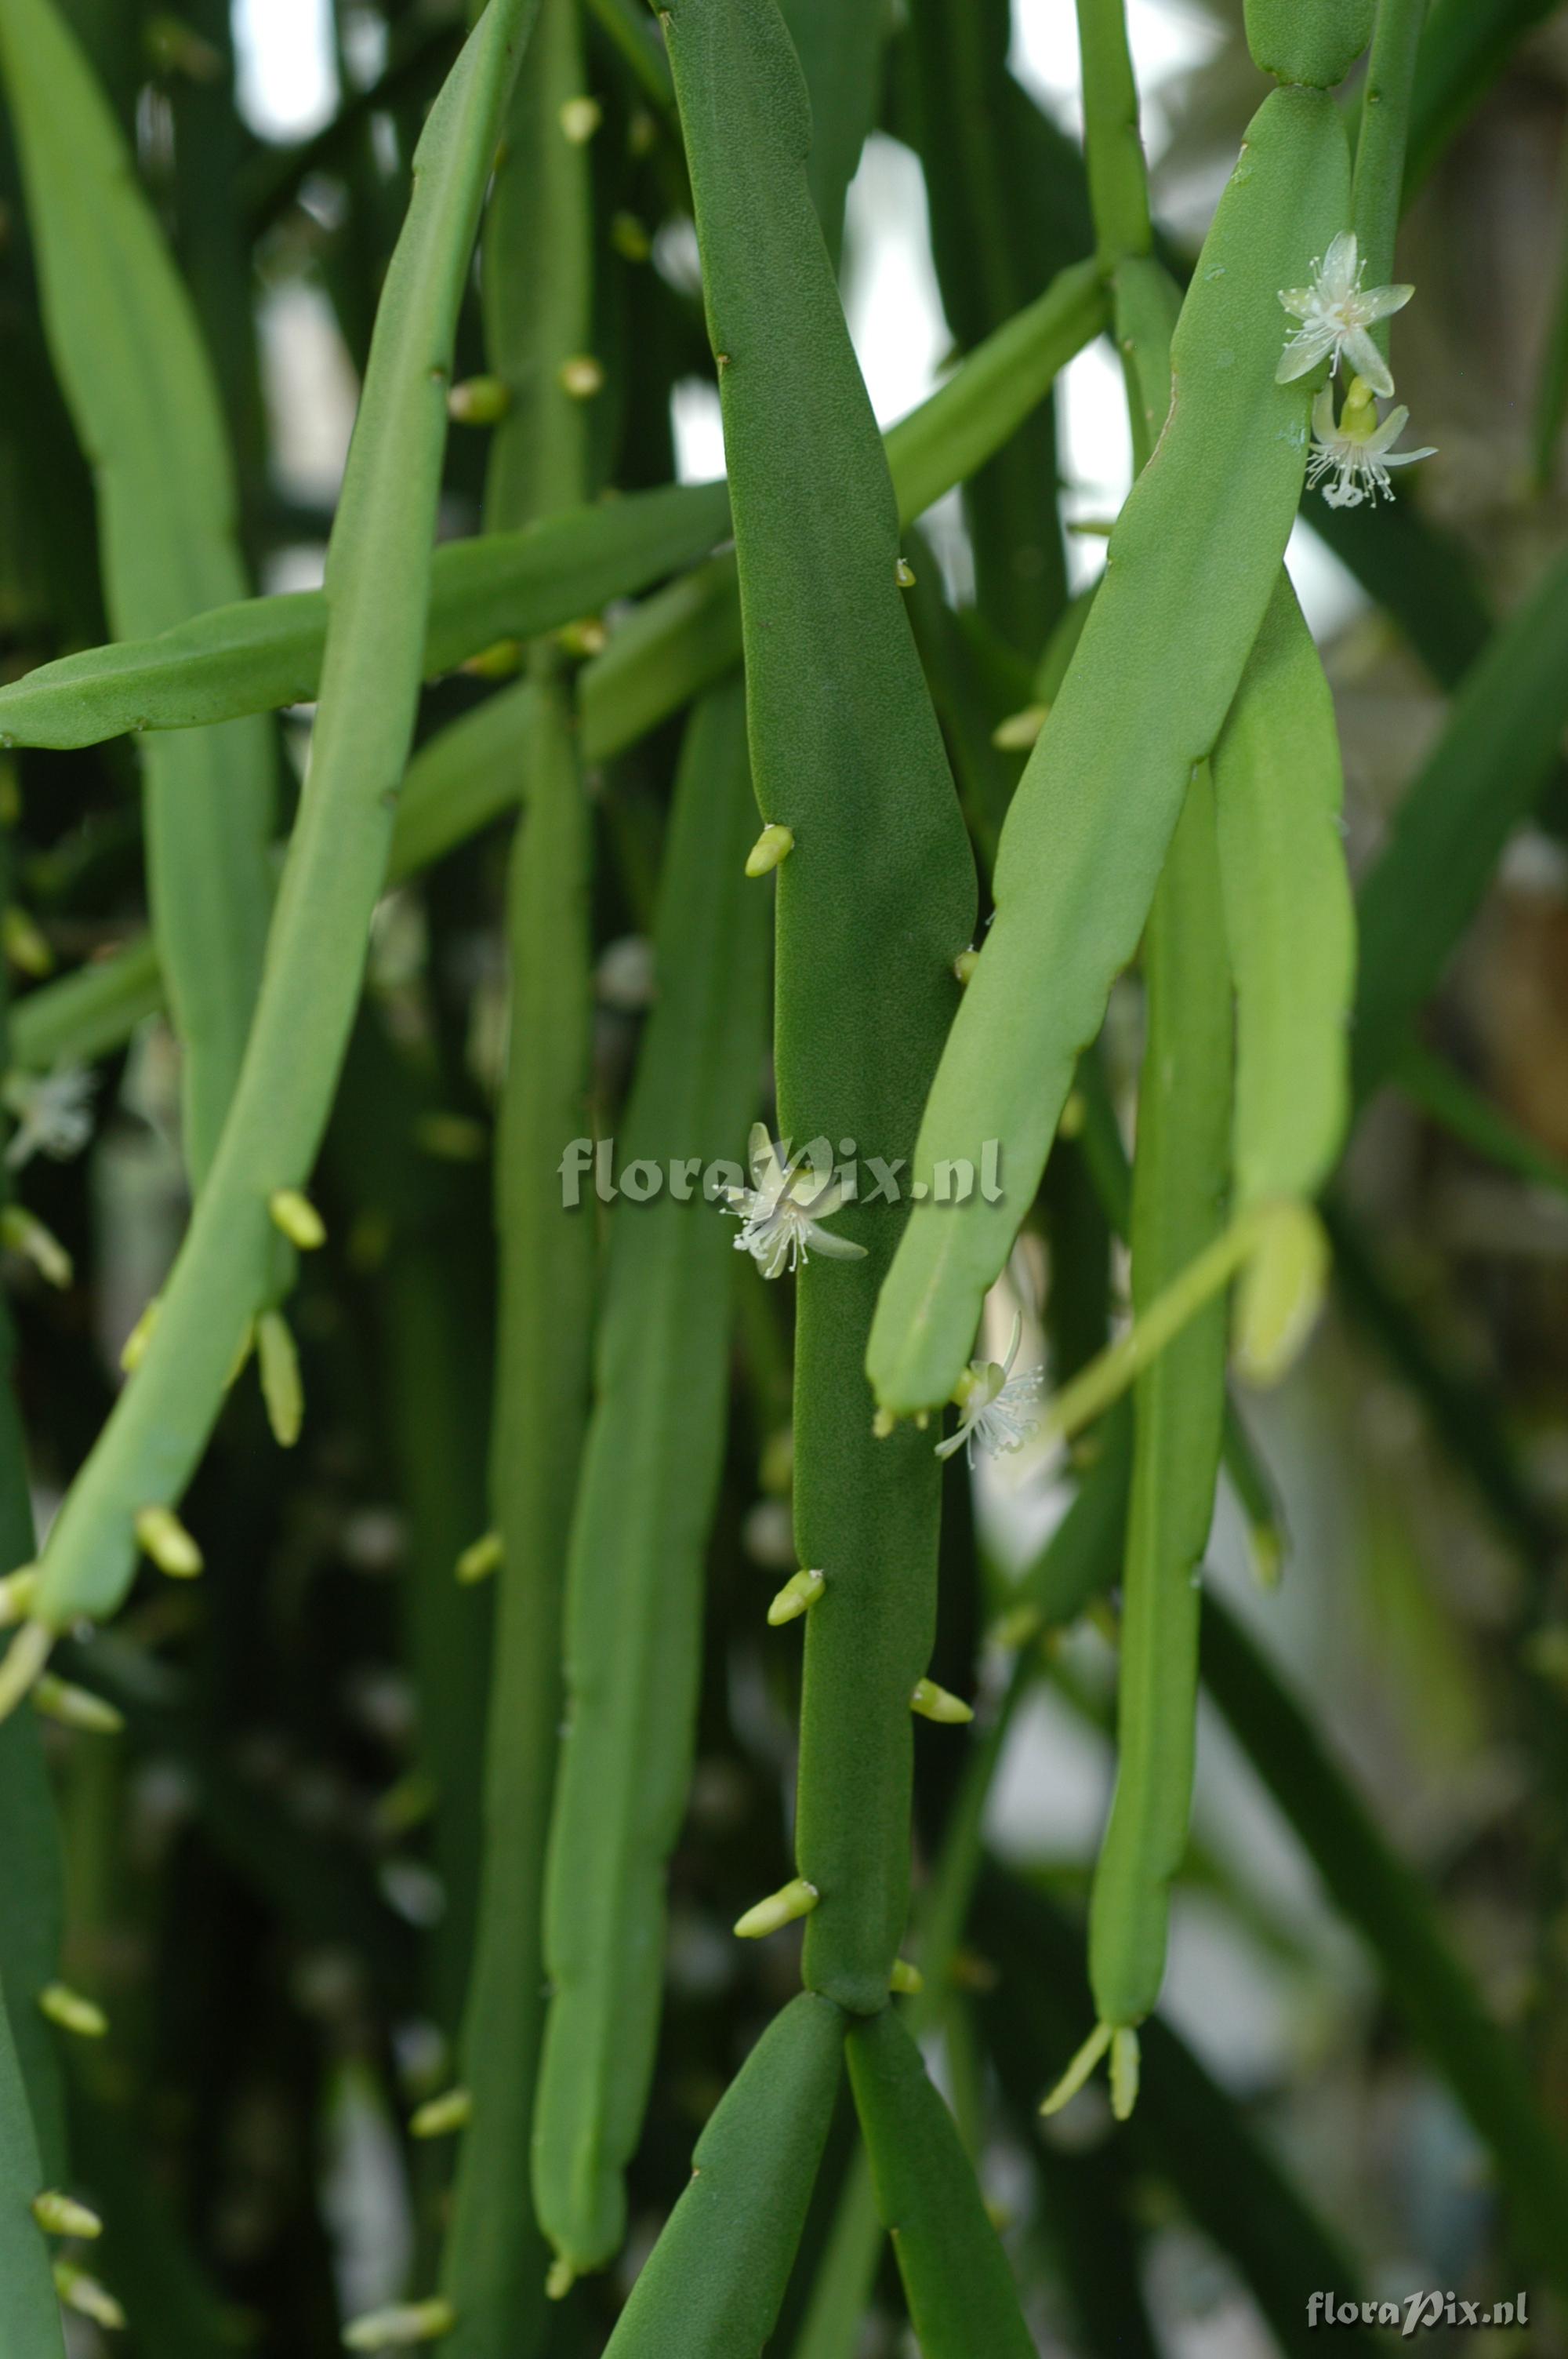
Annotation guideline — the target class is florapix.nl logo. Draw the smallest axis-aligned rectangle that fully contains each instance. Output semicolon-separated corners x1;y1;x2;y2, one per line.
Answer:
557;1134;1005;1210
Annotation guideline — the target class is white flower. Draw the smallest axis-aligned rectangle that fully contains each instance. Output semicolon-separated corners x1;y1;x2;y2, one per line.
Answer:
935;1314;1044;1465
1306;378;1436;508
724;1122;866;1279
1276;231;1413;401
3;1065;96;1170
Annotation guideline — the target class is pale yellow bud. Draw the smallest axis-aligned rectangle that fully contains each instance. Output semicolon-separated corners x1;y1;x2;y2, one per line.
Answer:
53;2264;124;2330
910;1677;973;1725
0;1205;71;1288
889;1957;924;1996
558;354;605;401
455;1531;503;1586
269;1187;326;1250
34;1677;123;1735
0;1567;37;1627
766;1568;825;1627
343;2299;456;2350
410;2086;472;2139
733;1876;819;1940
134;1505;203;1579
992;704;1047;751
744;823;794;878
38;1983;107;2038
32;2189;103;2238
257;1311;303;1449
559;95;601;143
446;375;510;427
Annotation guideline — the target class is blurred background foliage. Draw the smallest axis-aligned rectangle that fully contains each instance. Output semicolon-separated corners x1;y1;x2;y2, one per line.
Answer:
2;0;1568;2352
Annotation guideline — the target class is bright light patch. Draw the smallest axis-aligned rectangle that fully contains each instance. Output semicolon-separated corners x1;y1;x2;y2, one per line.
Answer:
233;0;339;141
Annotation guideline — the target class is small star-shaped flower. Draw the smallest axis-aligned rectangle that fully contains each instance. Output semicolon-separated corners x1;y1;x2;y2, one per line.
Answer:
935;1314;1044;1466
3;1064;96;1171
723;1123;866;1279
1276;231;1413;401
1306;378;1436;509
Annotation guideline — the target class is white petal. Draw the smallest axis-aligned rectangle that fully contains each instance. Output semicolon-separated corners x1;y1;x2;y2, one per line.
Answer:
1341;328;1394;398
1276;329;1334;385
1365;404;1410;453
1383;445;1437;467
1279;285;1316;320
1319;231;1358;299
934;1422;972;1461
1363;281;1414;322
793;1169;844;1219
1311;383;1338;440
804;1224;867;1262
749;1122;780;1192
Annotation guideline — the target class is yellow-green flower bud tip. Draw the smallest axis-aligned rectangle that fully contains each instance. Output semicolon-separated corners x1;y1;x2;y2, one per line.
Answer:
910;1677;974;1725
871;1405;896;1439
1040;2019;1111;2115
1058;1089;1087;1140
1109;2026;1141;2121
767;1568;825;1627
545;2259;575;2303
459;639;523;681
992;703;1047;751
555;615;608;658
269;1187;326;1250
0;1567;37;1627
895;555;916;587
446;375;511;427
733;1877;820;1940
257;1312;303;1449
1232;1198;1329;1388
559;94;602;143
53;2265;124;2330
3;905;53;977
410;2085;472;2139
343;2299;456;2350
889;1957;924;1996
0;1619;53;1720
135;1504;204;1579
34;1676;123;1735
32;2190;103;2238
38;1983;107;2038
119;1296;160;1373
1247;1518;1283;1591
745;823;794;878
1;1205;71;1288
558;354;605;401
953;949;979;985
455;1530;503;1586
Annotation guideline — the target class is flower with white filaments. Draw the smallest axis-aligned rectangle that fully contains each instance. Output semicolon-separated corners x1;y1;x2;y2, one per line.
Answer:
936;1313;1044;1466
1276;231;1412;401
1307;379;1436;509
724;1122;866;1279
3;1065;96;1171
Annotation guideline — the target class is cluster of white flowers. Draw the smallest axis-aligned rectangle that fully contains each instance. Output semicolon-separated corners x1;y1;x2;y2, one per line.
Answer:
1278;231;1436;509
727;1129;1045;1464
